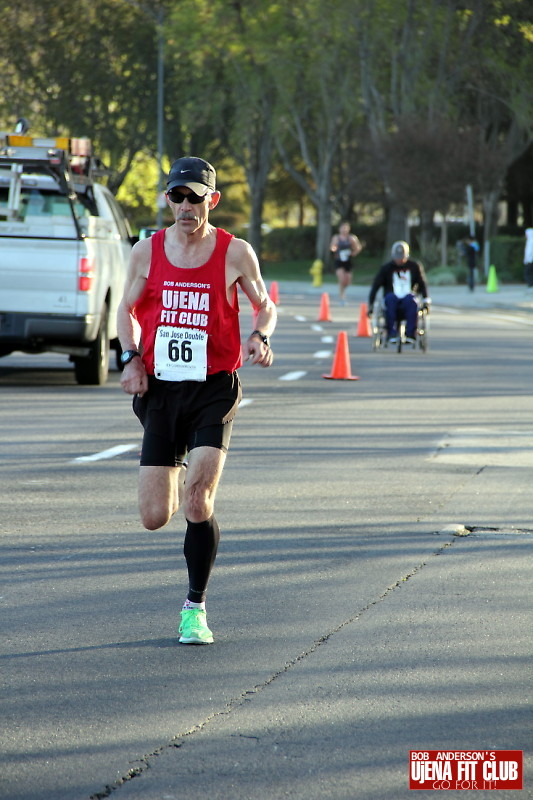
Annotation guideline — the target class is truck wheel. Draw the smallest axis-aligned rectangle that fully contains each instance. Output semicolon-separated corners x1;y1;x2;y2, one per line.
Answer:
115;346;124;372
73;308;110;385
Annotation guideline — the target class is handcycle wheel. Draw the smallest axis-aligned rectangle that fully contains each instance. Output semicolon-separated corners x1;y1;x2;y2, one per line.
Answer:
371;309;387;351
418;309;429;352
397;320;404;353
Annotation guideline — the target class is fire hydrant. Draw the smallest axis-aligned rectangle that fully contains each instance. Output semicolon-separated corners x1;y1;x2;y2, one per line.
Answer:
310;259;323;287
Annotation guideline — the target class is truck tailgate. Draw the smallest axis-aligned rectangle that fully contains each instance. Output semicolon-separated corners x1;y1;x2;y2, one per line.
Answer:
0;236;81;314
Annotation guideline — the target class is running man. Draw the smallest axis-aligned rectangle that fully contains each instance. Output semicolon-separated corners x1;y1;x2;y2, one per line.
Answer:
117;156;277;644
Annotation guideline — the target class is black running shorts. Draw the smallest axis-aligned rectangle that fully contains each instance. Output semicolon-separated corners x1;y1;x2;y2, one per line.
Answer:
335;259;353;273
132;371;242;467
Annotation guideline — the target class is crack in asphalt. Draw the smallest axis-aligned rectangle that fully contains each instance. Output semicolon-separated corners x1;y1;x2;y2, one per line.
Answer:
89;536;456;799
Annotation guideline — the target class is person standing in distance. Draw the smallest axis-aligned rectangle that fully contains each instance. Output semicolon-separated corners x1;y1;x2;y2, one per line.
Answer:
523;228;533;289
368;241;430;344
329;221;363;304
463;234;480;291
117;157;277;645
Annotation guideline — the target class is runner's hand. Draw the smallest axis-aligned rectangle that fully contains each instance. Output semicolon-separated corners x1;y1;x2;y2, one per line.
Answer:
121;357;149;397
246;337;273;368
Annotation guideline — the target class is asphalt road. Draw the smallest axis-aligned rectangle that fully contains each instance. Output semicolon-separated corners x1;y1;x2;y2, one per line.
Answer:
1;286;531;800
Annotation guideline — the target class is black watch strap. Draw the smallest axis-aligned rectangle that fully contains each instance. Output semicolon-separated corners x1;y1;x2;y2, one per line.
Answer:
251;329;270;347
120;349;141;365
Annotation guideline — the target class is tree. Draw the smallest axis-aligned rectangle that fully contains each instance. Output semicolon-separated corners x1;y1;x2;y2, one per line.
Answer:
354;0;533;258
384;118;480;263
162;0;281;257
505;144;533;228
273;0;362;261
354;0;489;248
2;0;531;249
465;3;533;266
0;0;162;194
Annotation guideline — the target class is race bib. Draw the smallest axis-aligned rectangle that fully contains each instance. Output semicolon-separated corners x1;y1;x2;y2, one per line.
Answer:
392;270;413;299
154;326;208;381
339;248;351;262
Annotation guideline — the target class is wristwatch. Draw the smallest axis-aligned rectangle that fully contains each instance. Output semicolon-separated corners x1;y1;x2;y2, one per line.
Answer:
120;349;141;365
251;329;270;348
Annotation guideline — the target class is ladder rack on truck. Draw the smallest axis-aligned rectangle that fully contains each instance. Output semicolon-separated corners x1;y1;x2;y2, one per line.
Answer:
0;133;109;226
0;130;133;385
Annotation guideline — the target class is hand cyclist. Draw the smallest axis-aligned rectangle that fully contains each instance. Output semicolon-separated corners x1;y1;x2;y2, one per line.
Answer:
367;241;430;344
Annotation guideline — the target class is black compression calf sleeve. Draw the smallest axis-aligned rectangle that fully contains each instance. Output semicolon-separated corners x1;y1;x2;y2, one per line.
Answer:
184;516;220;603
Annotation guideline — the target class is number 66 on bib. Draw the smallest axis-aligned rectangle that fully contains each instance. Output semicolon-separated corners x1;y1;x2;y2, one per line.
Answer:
154;326;208;381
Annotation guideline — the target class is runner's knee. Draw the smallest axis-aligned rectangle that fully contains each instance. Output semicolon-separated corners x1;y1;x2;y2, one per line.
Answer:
183;483;214;522
138;466;180;530
140;501;175;531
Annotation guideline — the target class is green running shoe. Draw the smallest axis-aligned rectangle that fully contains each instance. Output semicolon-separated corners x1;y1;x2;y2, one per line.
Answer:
179;608;214;644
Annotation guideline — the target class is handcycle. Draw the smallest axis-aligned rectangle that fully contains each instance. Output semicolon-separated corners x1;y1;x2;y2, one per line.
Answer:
371;297;430;353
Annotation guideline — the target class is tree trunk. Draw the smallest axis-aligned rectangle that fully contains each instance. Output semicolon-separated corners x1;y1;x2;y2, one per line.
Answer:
316;198;333;263
275;127;336;264
247;184;265;258
386;201;408;251
419;209;435;260
506;200;518;227
440;216;448;267
482;188;501;275
241;117;274;260
524;199;533;229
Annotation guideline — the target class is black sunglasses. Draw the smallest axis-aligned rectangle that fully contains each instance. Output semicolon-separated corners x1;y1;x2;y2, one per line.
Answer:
167;188;209;205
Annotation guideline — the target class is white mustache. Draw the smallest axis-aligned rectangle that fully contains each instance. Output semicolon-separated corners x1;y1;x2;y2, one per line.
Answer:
178;212;196;221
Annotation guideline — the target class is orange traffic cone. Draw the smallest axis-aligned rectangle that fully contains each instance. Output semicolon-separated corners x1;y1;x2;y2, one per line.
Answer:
269;281;280;304
323;331;360;380
317;292;332;322
356;302;372;337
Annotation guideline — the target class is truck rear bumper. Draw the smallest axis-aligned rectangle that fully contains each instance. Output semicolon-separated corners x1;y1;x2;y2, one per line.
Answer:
0;311;100;352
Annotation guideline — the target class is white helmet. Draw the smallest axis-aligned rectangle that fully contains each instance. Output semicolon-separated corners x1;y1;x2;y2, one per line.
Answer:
391;241;409;259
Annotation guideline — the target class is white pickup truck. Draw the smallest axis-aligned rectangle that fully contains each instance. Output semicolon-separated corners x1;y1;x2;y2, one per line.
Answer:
0;132;133;384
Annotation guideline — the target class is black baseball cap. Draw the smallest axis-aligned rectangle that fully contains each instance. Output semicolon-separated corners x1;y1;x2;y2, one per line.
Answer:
166;157;216;195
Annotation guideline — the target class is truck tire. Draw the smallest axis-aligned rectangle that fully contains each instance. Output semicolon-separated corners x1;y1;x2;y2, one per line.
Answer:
115;344;125;372
73;307;110;385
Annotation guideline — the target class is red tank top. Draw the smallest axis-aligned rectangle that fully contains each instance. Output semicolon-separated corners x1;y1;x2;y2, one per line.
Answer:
134;227;242;377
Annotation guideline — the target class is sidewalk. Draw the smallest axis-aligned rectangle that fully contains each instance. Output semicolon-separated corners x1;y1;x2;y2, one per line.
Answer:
270;280;533;313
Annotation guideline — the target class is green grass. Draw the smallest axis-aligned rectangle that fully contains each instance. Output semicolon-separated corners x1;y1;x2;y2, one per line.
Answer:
261;258;381;285
261;257;509;286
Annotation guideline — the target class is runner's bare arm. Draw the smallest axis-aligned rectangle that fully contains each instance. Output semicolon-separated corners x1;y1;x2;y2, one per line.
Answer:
351;235;363;257
117;239;151;396
227;238;277;367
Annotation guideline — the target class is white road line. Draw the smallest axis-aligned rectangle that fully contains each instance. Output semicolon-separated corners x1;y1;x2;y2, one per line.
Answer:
314;350;332;359
311;324;323;332
239;398;254;407
489;313;533;326
321;335;334;343
73;443;138;463
279;371;307;381
295;315;307;322
439;306;533;326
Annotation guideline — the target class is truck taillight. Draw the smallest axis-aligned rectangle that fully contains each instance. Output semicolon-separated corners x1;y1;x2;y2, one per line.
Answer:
78;257;95;291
